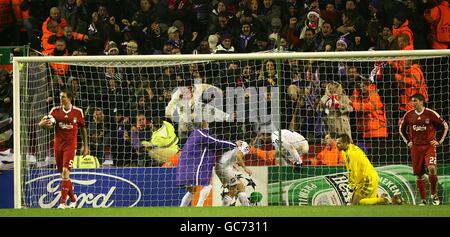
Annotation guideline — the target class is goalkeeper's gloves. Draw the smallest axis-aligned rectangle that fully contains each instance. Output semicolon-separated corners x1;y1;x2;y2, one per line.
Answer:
346;186;354;205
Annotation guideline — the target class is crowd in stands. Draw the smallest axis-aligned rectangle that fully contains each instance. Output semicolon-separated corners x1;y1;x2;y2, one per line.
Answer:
0;0;449;168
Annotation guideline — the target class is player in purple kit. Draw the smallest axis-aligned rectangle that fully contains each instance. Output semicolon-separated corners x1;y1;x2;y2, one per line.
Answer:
176;121;239;207
399;93;448;205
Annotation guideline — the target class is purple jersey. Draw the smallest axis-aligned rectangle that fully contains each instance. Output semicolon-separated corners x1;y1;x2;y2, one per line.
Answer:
176;128;235;186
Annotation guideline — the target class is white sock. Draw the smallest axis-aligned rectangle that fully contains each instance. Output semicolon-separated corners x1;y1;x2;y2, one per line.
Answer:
196;185;212;207
222;194;232;206
180;192;193;207
238;192;250;206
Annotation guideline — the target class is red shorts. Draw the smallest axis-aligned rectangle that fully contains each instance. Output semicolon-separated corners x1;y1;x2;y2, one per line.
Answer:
54;148;77;172
411;144;437;176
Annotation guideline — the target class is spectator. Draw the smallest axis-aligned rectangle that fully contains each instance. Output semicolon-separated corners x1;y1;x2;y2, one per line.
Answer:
404;0;428;49
62;25;88;55
0;70;12;117
319;81;353;140
314;21;339;52
394;60;428;113
167;26;183;51
313;133;344;166
301;28;317;52
141;20;165;54
41;19;59;55
193;38;212;54
254;33;270;51
141;119;179;166
214;34;235;53
350;80;388;139
42;7;68;39
376;25;397;50
257;59;278;87
49;38;69;76
125;40;139;55
208;34;219;52
59;0;89;35
392;12;414;47
88;107;112;165
260;0;281;27
424;0;450;49
320;1;341;28
130;112;153;167
235;23;256;53
397;33;414;50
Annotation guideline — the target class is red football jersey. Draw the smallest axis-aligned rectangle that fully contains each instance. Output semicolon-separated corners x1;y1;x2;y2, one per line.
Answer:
399;108;448;145
49;105;85;151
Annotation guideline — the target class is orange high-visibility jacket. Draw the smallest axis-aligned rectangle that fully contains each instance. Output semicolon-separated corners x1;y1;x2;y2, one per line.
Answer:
0;0;29;32
395;64;428;111
392;19;414;46
315;143;344;166
351;83;388;138
424;1;450;49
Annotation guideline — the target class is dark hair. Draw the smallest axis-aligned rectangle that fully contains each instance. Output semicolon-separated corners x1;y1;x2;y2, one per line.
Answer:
61;87;73;100
337;133;352;143
411;93;425;102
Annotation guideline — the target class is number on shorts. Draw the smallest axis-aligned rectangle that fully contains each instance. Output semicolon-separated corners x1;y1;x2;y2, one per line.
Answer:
69;160;74;168
429;157;437;165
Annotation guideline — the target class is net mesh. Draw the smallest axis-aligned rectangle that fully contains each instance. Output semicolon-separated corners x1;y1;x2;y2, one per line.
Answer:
16;52;450;207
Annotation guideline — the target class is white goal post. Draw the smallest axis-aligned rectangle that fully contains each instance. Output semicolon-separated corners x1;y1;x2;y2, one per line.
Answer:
13;50;450;208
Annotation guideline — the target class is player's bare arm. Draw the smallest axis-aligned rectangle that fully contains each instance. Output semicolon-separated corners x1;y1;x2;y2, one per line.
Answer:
81;126;90;155
235;150;252;176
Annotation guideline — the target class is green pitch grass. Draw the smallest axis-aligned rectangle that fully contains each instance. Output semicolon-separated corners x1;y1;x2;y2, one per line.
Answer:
1;206;450;217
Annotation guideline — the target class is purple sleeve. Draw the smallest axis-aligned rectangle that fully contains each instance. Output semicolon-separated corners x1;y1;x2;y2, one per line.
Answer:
130;130;141;150
196;130;235;151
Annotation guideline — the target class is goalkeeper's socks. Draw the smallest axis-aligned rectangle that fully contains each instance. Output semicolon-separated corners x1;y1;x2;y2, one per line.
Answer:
196;185;212;207
180;192;193;207
222;195;232;206
60;179;70;204
238;192;250;206
68;179;76;202
428;174;438;196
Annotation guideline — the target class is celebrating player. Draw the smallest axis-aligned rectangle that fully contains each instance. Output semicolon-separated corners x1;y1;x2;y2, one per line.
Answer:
176;121;238;207
271;129;309;168
336;133;391;205
215;141;252;206
399;93;448;205
38;88;89;209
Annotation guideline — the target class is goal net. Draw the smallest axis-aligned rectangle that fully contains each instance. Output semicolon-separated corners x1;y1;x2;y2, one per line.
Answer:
13;51;450;208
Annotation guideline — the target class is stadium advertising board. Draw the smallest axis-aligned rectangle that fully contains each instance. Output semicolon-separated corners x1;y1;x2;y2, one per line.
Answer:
2;165;450;208
212;166;268;206
268;165;450;205
22;168;185;208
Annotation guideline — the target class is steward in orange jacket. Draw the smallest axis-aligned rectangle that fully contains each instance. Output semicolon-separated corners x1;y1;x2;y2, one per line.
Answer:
424;0;450;49
314;133;344;166
41;7;68;39
394;62;428;112
49;38;69;76
350;81;388;139
392;17;414;47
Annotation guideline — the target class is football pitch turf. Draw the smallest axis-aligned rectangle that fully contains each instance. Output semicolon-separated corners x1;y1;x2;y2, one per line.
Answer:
1;206;450;217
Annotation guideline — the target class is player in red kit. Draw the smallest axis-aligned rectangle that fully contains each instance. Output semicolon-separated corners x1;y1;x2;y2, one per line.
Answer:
39;88;89;209
399;93;448;205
